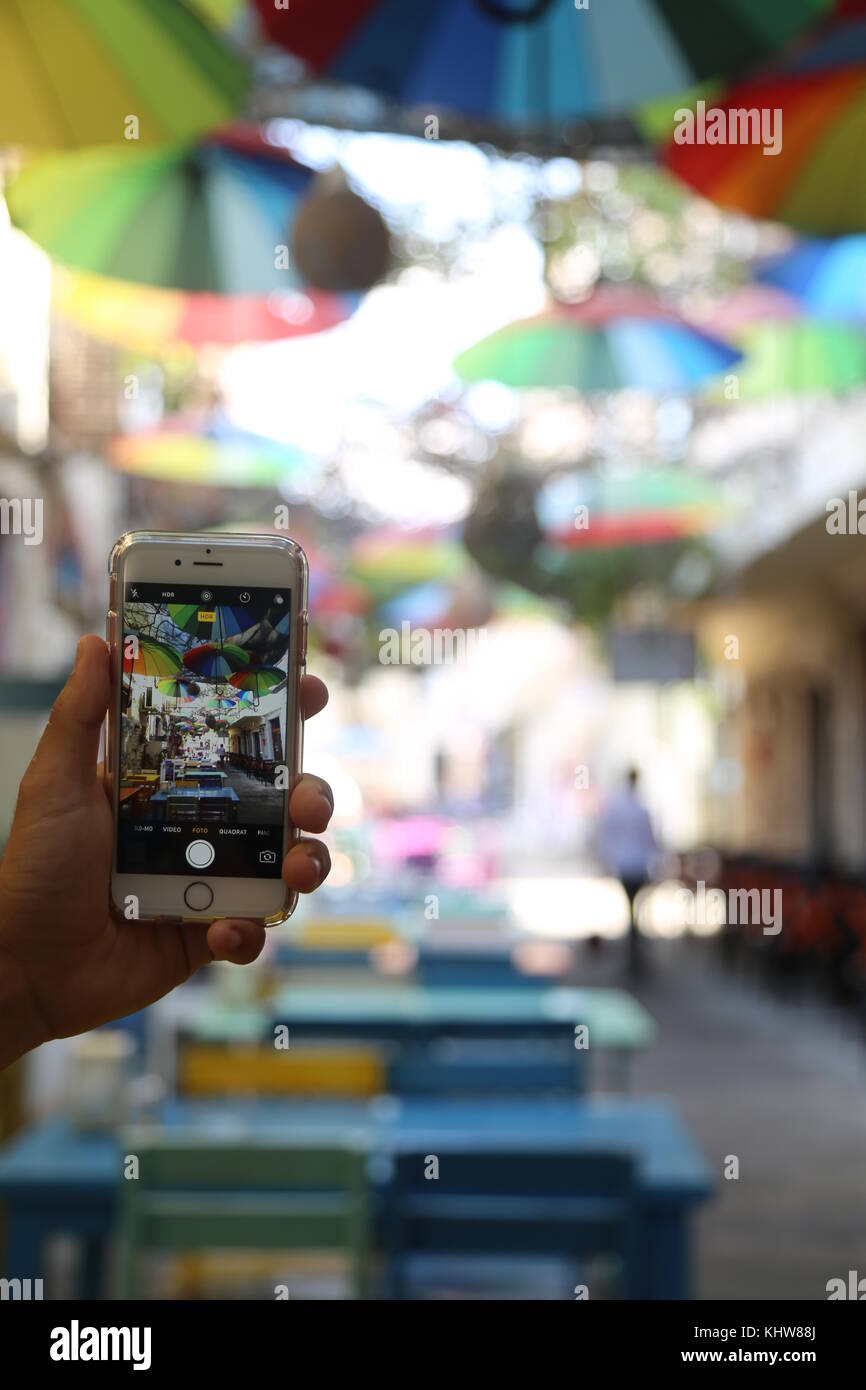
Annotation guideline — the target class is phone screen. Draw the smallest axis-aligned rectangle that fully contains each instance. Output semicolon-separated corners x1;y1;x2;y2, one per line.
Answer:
116;581;292;879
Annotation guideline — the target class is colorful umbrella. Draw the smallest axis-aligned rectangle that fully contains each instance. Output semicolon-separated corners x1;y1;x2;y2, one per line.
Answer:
123;634;182;677
205;694;239;711
664;12;866;233
109;416;317;488
7;136;335;294
166;600;257;643
348;529;469;598
53;268;350;352
454;289;740;393
536;467;728;548
0;0;247;149
253;0;830;122
707;319;866;398
228;666;285;704
759;235;866;318
183;642;250;680
156;676;200;701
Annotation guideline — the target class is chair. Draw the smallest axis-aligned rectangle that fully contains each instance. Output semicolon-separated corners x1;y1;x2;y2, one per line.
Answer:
117;1134;372;1299
196;796;230;824
166;795;199;823
381;1149;638;1300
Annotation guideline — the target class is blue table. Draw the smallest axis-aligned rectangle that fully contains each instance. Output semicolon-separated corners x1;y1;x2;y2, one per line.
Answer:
0;1096;712;1298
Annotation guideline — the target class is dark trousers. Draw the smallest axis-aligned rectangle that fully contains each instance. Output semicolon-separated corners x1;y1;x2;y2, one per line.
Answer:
621;877;647;978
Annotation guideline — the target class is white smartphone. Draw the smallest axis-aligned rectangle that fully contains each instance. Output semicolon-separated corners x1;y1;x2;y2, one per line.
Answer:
106;531;308;926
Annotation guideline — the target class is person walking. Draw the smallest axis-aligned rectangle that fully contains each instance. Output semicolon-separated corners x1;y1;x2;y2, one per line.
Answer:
596;767;658;978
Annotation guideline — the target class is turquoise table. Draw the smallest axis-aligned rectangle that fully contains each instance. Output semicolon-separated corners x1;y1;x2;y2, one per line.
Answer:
184;984;655;1090
0;1096;711;1299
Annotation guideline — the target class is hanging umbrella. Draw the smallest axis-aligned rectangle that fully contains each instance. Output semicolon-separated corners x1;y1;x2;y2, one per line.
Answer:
455;289;740;393
183;642;250;680
664;12;866;233
228;666;285;704
707;319;866;398
122;634;182;677
252;0;830;123
0;0;247;149
156;676;200;702
759;235;866;318
7;135;357;295
53;268;350;353
205;694;239;711
536;467;729;548
109;416;318;488
348;528;469;600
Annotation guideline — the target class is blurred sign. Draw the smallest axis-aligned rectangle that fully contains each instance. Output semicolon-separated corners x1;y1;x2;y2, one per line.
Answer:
609;628;695;683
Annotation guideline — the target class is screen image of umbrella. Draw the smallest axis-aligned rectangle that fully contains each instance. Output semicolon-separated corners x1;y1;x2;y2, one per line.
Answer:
252;0;830;123
156;676;200;705
0;0;247;149
109;417;318;489
229;666;285;706
663;11;866;233
7;135;359;296
454;288;740;393
183;642;250;680
123;635;182;677
205;695;239;711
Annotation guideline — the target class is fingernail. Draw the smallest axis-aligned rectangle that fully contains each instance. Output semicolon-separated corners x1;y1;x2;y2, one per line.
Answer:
305;844;328;876
225;928;243;953
312;793;332;822
74;637;86;670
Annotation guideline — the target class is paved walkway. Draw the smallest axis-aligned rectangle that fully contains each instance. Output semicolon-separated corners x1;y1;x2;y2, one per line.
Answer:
583;938;866;1300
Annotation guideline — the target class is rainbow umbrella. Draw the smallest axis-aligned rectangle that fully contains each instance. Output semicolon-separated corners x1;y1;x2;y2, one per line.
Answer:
205;694;239;711
664;11;866;233
228;666;285;705
0;0;247;149
536;467;729;548
123;634;182;677
156;676;200;702
759;235;866;318
348;529;469;599
253;0;830;122
54;269;350;352
183;642;250;680
166;600;257;642
109;417;317;489
7;135;337;294
707;319;866;398
455;289;740;393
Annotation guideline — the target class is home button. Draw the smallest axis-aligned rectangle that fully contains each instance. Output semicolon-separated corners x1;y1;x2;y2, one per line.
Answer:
184;882;214;912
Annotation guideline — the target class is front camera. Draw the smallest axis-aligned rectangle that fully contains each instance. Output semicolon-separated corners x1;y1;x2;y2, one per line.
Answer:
174;559;182;567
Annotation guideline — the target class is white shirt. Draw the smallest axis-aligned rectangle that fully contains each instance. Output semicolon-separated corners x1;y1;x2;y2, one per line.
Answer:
596;788;658;880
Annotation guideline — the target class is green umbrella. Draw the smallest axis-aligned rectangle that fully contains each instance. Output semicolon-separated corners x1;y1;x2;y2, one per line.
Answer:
228;666;284;706
7;137;320;293
122;633;181;677
156;676;199;704
454;292;740;393
0;0;247;149
707;320;866;400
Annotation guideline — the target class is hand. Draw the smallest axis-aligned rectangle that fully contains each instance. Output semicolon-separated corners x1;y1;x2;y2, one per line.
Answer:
0;636;333;1066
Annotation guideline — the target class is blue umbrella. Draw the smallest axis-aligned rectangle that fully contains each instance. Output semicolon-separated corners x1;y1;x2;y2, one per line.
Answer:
255;0;830;123
760;236;866;320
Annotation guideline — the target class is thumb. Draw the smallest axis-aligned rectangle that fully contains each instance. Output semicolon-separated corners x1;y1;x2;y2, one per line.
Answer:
28;636;111;789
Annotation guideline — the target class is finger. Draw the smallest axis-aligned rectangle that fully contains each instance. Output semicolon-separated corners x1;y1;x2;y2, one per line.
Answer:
283;838;331;893
206;918;267;965
27;637;110;788
289;774;334;834
300;675;328;721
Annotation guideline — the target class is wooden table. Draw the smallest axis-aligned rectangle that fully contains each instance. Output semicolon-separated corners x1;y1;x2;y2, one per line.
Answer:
0;1096;712;1299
